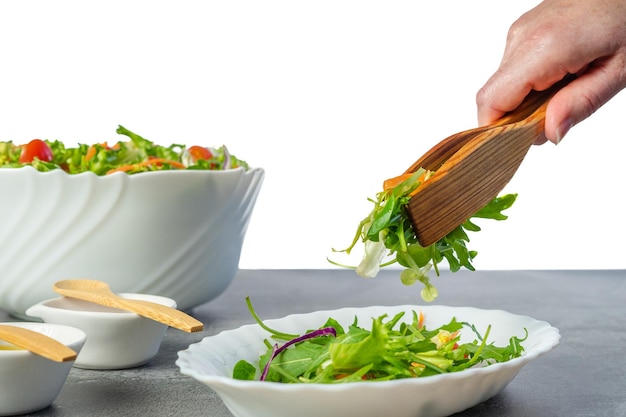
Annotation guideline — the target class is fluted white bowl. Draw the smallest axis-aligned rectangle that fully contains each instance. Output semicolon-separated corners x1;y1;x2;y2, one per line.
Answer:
0;166;264;319
0;322;86;416
177;305;560;417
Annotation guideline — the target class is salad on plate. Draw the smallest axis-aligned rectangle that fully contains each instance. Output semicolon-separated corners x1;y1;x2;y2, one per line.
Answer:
233;298;526;383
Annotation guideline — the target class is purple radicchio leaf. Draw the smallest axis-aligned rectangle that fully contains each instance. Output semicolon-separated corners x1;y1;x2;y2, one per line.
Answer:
222;145;231;170
260;326;337;381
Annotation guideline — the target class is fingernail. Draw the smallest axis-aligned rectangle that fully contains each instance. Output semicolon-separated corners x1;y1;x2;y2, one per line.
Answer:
555;119;573;145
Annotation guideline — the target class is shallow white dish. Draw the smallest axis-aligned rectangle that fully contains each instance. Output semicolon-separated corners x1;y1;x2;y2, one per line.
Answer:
26;293;176;369
176;305;560;417
0;322;86;416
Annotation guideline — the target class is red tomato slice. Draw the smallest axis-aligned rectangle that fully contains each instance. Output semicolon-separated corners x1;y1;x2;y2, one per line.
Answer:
187;145;212;161
19;139;53;164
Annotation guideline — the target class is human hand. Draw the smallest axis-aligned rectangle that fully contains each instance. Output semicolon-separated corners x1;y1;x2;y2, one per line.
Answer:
476;0;626;144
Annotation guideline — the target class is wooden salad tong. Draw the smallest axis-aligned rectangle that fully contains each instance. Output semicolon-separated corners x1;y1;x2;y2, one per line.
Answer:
405;75;574;247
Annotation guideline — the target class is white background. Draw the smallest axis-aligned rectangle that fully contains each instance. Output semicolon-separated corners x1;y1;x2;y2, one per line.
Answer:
1;1;624;271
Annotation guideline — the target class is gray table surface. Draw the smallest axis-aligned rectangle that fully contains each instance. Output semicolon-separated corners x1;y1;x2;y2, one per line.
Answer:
3;268;625;417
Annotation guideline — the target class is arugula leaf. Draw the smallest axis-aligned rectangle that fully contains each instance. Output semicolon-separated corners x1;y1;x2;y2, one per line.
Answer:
261;340;330;382
233;360;257;380
329;315;390;370
471;194;517;220
330;170;517;302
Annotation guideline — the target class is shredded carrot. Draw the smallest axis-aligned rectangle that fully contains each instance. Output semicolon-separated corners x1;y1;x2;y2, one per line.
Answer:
85;142;118;162
382;170;431;195
383;173;413;191
106;158;186;175
418;310;424;330
409;361;426;377
85;145;97;162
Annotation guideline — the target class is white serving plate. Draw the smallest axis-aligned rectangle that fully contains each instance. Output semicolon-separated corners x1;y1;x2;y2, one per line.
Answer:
176;305;560;417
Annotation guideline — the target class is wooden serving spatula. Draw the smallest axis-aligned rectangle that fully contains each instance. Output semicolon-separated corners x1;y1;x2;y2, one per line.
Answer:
405;76;573;247
53;280;204;333
0;324;78;362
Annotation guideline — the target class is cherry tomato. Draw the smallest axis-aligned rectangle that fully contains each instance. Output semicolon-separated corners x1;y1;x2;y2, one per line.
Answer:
187;145;213;161
19;139;53;164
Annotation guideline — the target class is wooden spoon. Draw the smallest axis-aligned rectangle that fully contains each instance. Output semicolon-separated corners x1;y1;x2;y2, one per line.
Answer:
53;280;204;333
405;76;573;246
0;324;77;362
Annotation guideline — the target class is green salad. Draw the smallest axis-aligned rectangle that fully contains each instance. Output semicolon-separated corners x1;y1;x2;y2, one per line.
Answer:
0;125;249;175
330;168;516;302
233;298;526;383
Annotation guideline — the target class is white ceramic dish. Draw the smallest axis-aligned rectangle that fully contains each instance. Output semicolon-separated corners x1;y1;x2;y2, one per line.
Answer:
176;305;560;417
0;166;264;319
26;293;176;370
0;322;86;416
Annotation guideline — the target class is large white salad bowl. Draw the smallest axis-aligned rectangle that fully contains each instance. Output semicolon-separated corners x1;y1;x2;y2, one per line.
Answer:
0;166;264;319
177;305;560;417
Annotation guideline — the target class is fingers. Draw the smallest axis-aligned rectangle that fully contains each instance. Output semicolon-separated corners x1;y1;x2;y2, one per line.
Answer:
476;69;567;127
476;73;532;127
476;0;626;145
476;2;573;127
482;65;625;145
475;37;574;128
543;60;626;143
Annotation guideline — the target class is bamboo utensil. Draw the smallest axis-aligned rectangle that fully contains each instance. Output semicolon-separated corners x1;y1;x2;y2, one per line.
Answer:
53;280;204;333
0;324;77;362
405;76;573;247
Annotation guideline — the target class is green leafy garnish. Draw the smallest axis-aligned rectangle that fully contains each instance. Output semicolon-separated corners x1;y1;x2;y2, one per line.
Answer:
233;360;257;380
330;169;516;301
234;299;527;383
0;125;250;175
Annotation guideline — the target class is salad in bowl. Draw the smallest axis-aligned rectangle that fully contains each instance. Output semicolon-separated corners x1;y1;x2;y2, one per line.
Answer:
0;126;264;319
0;125;249;175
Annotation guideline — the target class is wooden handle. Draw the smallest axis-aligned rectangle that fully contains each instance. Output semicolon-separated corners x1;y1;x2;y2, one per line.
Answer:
0;324;77;363
115;298;204;333
403;127;491;173
403;74;576;175
53;280;204;333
